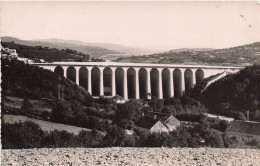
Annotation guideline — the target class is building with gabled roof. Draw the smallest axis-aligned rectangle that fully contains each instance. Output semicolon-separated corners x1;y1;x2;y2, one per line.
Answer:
143;111;180;132
226;120;260;140
136;116;169;133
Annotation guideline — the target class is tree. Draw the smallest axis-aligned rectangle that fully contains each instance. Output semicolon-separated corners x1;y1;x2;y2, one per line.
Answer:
236;112;246;121
116;100;143;122
218;120;229;132
161;107;171;114
50;101;73;123
102;125;125;146
21;96;33;115
2;122;45;149
117;120;135;130
205;132;224;148
149;97;164;112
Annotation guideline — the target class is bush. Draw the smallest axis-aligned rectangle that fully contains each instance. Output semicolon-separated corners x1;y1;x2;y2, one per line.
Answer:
246;139;260;148
41;130;76;148
133;128;149;147
2;121;45;149
116;100;143;122
21;97;33;116
236;112;247;121
75;130;92;147
117;120;134;130
50;100;73;123
218;120;230;131
42;111;51;121
205;132;224;148
102;125;125;147
2;121;103;149
122;135;136;147
223;134;243;148
175;113;204;122
147;132;177;147
82;107;106;118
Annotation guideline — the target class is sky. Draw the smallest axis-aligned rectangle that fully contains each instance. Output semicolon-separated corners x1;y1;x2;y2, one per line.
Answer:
1;1;260;51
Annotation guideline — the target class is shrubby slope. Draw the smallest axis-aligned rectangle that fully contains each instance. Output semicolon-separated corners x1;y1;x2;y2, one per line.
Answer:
1;41;90;62
1;58;92;105
198;65;260;121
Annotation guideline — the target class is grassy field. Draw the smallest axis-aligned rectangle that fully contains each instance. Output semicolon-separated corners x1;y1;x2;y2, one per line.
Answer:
3;114;92;135
2;147;260;166
3;96;52;112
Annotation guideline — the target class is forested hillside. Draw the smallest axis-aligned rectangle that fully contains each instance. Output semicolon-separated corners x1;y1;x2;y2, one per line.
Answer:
1;41;90;62
115;42;260;65
198;65;260;121
1;58;92;103
2;37;123;59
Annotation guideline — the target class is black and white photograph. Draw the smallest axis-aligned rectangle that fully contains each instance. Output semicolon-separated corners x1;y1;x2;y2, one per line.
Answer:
1;1;260;165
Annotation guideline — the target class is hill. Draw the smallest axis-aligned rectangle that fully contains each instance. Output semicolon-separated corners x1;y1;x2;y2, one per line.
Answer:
1;58;92;103
196;65;260;121
1;58;113;132
1;36;153;59
35;38;154;56
3;96;52;113
115;42;260;65
1;41;92;62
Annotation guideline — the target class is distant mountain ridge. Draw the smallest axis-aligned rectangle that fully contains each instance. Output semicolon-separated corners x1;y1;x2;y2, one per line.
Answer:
1;36;154;59
115;42;260;65
34;38;154;55
166;48;214;53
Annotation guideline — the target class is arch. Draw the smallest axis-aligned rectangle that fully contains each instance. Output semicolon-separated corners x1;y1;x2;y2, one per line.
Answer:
139;68;148;99
91;67;100;96
103;67;112;96
115;67;124;97
196;69;205;83
127;68;136;99
173;68;182;97
54;66;64;77
150;68;159;98
67;66;76;83
184;69;193;91
162;68;171;99
79;67;88;90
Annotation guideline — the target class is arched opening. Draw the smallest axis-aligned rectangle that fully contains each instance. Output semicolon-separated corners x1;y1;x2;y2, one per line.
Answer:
173;68;182;97
103;67;112;96
79;67;88;90
139;68;148;99
162;68;171;99
184;69;193;91
150;68;159;98
196;69;205;83
67;66;76;83
115;67;124;97
127;68;136;99
54;66;64;77
91;67;100;96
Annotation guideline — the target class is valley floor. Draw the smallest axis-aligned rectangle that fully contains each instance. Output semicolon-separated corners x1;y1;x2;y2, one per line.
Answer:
2;147;260;166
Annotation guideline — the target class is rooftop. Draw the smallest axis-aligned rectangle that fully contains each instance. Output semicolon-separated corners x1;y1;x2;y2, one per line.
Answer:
226;120;260;136
136;116;163;130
